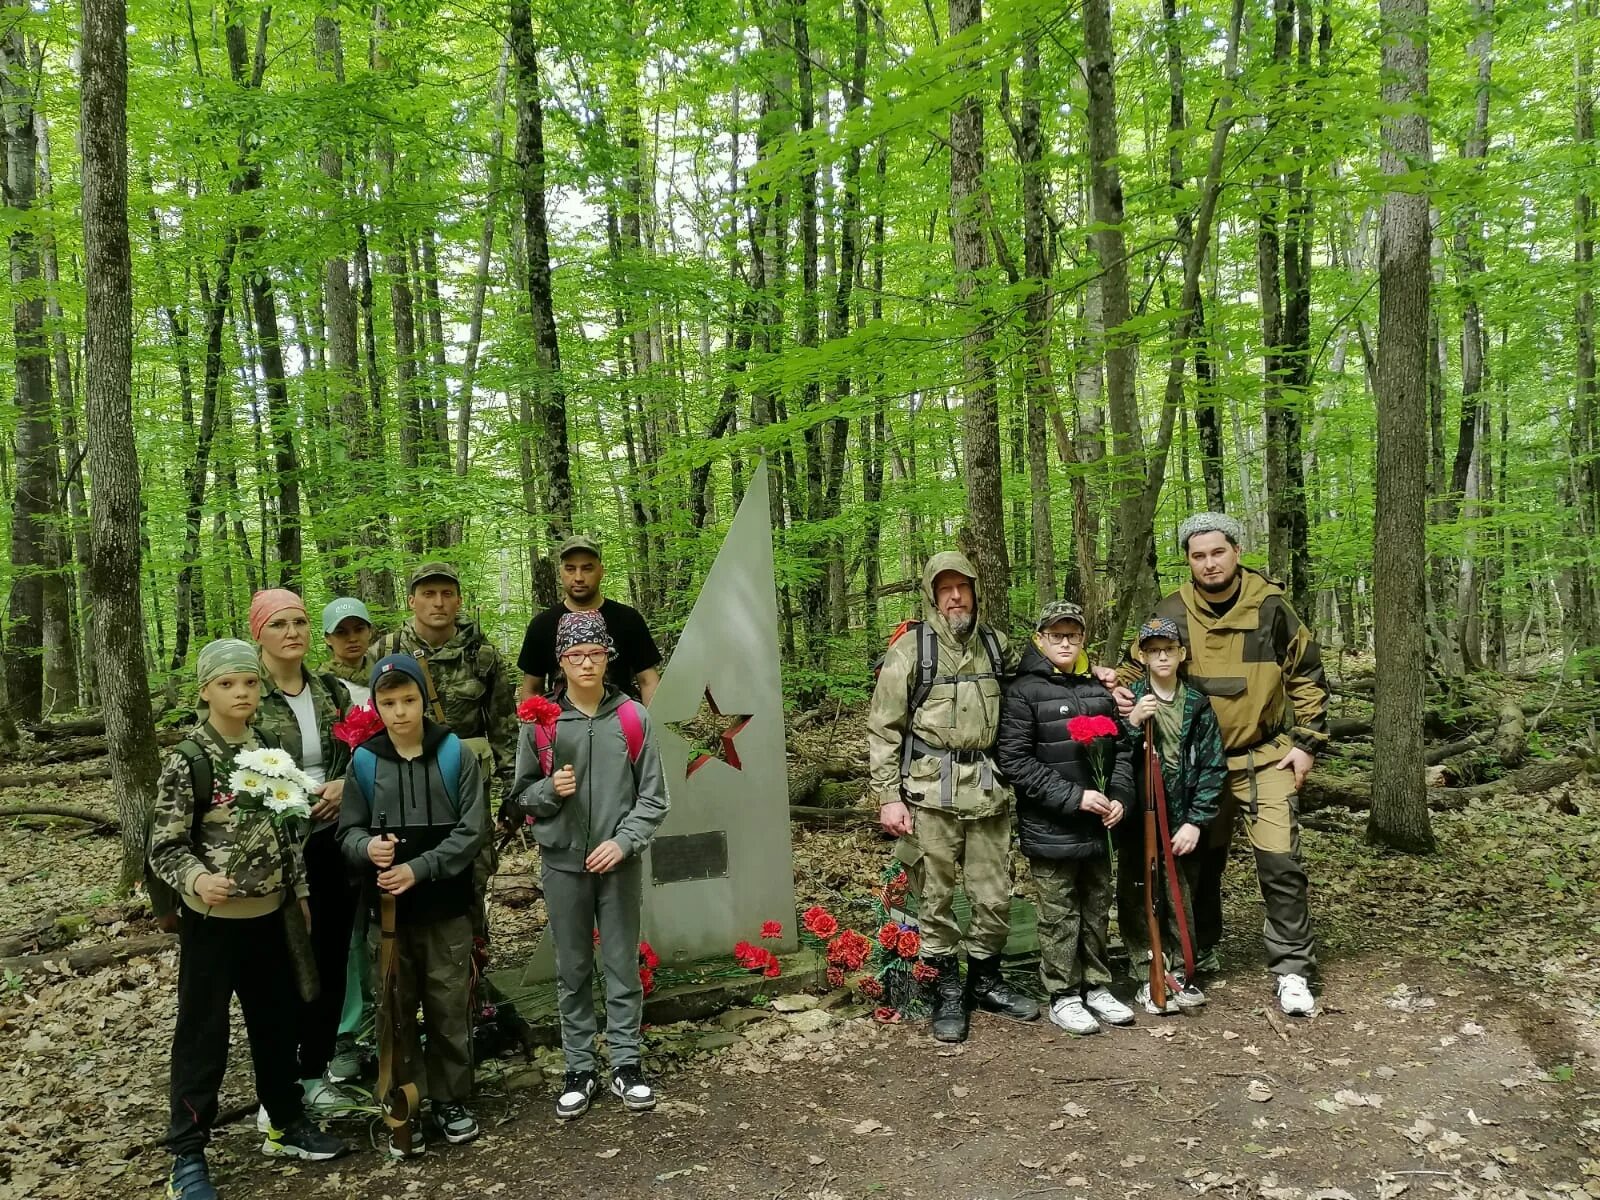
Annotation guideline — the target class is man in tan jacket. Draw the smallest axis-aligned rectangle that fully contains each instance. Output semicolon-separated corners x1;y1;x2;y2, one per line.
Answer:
868;552;1039;1042
1109;513;1329;1017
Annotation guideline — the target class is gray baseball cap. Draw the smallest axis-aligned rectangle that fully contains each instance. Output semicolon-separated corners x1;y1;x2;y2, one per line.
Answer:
558;534;602;560
321;597;373;635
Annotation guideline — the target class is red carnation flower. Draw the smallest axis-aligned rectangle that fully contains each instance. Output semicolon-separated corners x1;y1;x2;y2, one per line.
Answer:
826;966;845;989
517;695;562;726
1066;714;1104;745
638;940;661;970
760;920;783;940
1092;714;1120;738
802;906;839;940
859;976;884;1000
332;701;385;748
826;930;871;971
912;961;939;983
872;1005;901;1024
639;966;655;995
762;957;782;979
877;922;900;951
593;928;601;946
733;939;759;967
896;929;921;959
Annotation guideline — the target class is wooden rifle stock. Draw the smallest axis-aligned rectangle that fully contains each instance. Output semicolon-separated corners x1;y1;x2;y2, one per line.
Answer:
1142;723;1168;1011
374;816;419;1151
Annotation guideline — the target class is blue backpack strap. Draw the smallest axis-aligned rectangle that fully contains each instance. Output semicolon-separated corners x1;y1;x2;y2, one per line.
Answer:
353;745;376;806
437;733;461;806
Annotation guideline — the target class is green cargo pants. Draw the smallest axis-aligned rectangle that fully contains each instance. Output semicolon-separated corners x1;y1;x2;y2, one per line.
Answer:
898;807;1012;959
1031;854;1113;995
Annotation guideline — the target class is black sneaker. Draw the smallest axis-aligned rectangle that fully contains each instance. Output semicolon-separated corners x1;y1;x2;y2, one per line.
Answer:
609;1064;656;1113
261;1118;348;1161
555;1070;599;1120
166;1153;216;1200
434;1102;480;1144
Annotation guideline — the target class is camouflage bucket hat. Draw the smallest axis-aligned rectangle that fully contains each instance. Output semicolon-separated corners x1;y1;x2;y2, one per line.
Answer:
1035;599;1086;631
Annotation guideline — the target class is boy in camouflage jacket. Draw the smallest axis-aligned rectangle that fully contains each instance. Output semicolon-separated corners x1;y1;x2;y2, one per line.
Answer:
150;640;345;1200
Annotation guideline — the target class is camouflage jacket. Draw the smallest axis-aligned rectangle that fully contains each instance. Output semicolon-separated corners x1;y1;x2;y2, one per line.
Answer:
149;721;307;918
325;654;375;688
866;551;1019;818
372;619;516;771
255;666;354;832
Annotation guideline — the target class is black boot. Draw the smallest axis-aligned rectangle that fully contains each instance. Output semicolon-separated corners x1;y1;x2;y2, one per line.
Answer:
927;956;969;1043
966;955;1040;1022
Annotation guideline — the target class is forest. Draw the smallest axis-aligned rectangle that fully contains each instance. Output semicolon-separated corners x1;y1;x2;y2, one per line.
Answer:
0;0;1593;857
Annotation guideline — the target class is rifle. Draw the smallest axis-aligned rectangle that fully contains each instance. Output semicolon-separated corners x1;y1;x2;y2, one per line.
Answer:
374;813;419;1153
1142;719;1196;1009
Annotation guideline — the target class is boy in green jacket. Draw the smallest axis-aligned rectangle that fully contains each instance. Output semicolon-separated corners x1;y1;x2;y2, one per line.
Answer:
506;610;669;1121
1118;617;1226;1014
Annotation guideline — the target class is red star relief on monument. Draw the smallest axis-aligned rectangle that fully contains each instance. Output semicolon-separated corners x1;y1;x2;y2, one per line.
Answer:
675;687;752;776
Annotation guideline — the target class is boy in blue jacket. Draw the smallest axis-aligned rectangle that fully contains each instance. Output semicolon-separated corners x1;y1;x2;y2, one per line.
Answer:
506;610;670;1120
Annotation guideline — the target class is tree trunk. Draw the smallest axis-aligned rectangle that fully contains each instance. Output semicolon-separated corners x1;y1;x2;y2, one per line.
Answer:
1016;37;1057;608
1;18;60;721
948;0;1011;631
80;0;163;893
510;0;573;550
1369;0;1436;854
1572;0;1600;654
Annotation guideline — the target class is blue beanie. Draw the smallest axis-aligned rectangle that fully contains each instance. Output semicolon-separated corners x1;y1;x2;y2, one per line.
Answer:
369;652;429;696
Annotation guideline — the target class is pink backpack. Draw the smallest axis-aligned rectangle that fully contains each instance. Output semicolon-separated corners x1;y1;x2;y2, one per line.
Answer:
534;698;646;776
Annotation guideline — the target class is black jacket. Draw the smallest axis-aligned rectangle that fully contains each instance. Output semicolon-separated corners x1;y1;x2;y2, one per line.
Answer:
998;644;1135;861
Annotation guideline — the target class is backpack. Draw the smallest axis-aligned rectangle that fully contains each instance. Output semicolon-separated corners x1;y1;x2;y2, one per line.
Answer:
532;699;646;777
147;729;281;932
874;619;1005;714
350;732;463;809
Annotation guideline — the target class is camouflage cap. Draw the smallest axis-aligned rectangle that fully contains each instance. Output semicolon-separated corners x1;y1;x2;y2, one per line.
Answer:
1137;615;1183;646
407;561;461;592
1034;599;1086;631
557;534;602;560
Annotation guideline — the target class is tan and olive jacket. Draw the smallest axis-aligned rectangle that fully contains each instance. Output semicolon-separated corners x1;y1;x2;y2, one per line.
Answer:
1119;568;1329;761
867;551;1019;818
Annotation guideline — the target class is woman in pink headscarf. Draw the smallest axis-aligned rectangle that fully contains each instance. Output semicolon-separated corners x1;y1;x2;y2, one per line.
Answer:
248;589;363;1122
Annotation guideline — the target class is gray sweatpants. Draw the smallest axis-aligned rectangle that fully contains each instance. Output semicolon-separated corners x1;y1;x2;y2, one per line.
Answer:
542;857;644;1074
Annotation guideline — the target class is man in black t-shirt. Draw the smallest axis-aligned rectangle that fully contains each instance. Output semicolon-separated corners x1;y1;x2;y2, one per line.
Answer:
518;535;663;704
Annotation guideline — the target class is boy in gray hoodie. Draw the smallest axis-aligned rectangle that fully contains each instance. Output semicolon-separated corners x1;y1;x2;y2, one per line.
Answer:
338;653;487;1156
506;610;670;1119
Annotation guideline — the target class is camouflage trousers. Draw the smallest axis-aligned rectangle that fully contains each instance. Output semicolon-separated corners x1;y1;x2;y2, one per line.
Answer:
1114;828;1201;976
1030;854;1113;995
898;807;1012;959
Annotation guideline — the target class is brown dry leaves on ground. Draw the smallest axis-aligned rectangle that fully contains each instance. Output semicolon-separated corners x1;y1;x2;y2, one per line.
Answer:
2;736;1598;1199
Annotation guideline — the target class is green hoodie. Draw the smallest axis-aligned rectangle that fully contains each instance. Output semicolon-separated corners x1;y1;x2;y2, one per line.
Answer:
866;551;1019;818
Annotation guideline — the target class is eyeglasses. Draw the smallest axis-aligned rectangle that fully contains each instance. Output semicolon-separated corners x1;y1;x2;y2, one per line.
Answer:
1144;646;1180;659
1040;629;1084;645
560;650;610;666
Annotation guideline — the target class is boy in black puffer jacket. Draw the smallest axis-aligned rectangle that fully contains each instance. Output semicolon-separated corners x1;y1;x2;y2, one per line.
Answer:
997;601;1136;1036
1117;616;1226;1014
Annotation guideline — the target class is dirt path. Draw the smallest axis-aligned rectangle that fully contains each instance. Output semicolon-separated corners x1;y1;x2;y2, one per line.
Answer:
203;955;1596;1200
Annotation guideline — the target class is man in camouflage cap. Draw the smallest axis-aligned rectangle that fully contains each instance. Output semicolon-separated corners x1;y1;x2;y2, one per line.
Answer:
866;551;1040;1042
372;562;516;944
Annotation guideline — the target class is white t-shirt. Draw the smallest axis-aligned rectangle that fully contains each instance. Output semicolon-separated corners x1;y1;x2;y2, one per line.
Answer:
284;685;326;786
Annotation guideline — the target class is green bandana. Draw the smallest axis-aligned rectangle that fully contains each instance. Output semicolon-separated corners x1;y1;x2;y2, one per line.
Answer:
197;638;260;688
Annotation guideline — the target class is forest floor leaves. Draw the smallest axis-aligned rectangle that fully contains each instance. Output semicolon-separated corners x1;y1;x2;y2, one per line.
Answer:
0;728;1596;1199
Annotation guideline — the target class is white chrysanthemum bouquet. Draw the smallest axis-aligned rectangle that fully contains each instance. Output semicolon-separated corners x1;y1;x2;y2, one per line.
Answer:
220;745;317;879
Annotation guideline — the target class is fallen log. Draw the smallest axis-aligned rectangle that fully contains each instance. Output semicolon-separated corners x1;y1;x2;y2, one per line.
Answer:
1302;756;1590;814
32;728;183;765
790;804;873;830
1;932;176;977
0;804;118;829
1329;717;1372;739
0;765;115;789
21;715;121;739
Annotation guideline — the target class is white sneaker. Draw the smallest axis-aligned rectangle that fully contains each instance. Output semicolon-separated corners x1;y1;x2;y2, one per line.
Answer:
1134;982;1180;1015
1048;995;1101;1036
302;1076;361;1117
1173;974;1207;1010
1083;986;1135;1026
1276;973;1315;1016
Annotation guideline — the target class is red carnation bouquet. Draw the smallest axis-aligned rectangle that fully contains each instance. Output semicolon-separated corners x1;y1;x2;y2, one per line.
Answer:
332;700;384;748
1066;712;1122;856
517;694;562;727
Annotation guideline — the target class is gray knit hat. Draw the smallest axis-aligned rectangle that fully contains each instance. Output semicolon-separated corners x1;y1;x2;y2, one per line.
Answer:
1177;511;1245;551
1034;599;1086;631
197;639;260;688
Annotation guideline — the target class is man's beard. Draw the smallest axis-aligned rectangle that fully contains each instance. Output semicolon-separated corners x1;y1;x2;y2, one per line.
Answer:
1194;566;1240;594
947;611;975;635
